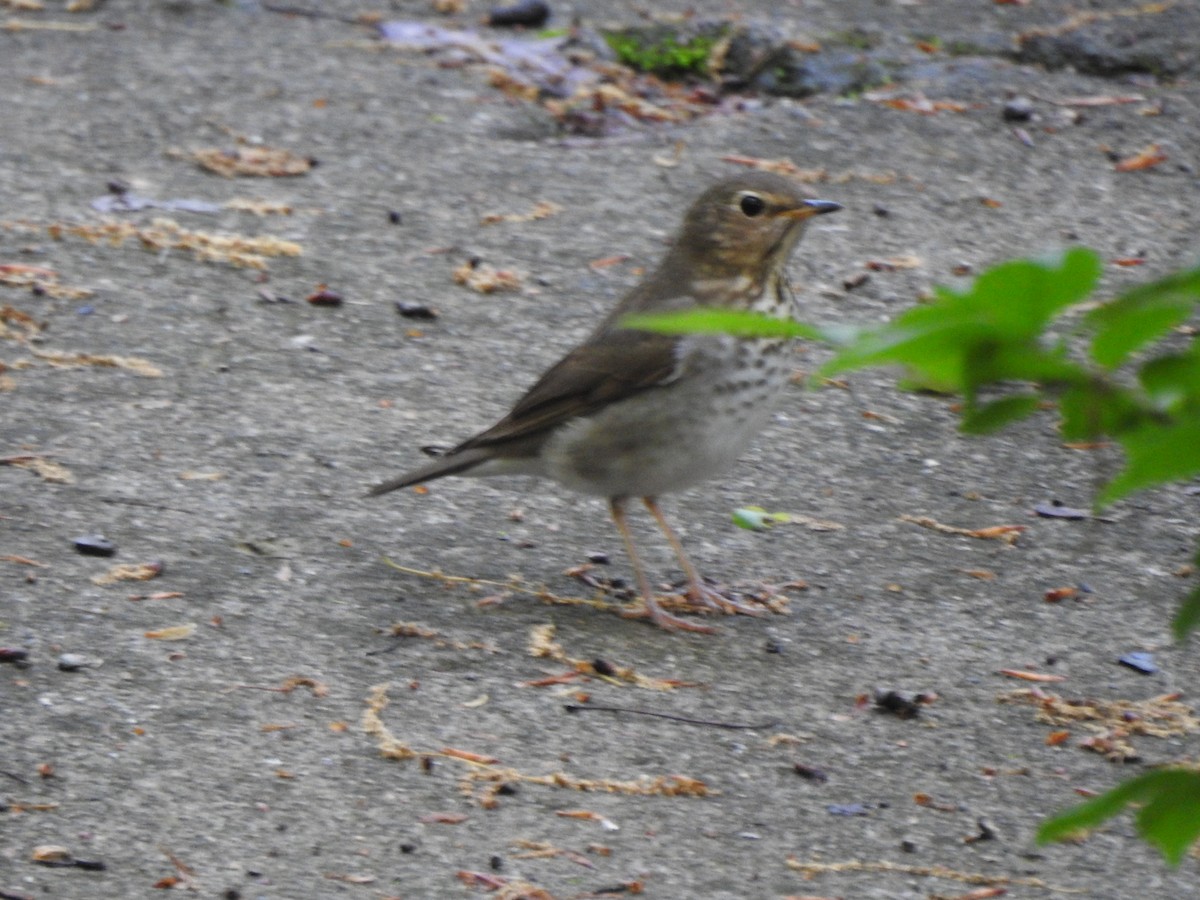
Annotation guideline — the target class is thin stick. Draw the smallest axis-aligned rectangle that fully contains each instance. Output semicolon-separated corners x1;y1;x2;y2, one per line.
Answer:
565;703;778;730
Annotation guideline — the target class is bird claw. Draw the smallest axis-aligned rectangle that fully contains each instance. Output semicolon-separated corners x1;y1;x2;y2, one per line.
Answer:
620;600;719;634
679;582;765;617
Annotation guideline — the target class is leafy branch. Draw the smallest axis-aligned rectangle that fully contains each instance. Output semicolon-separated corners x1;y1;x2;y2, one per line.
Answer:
626;247;1200;863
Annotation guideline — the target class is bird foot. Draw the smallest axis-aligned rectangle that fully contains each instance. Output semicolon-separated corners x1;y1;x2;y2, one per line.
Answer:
676;581;765;617
620;599;719;634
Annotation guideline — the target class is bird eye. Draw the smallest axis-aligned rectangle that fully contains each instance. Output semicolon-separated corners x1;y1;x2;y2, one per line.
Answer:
739;193;766;217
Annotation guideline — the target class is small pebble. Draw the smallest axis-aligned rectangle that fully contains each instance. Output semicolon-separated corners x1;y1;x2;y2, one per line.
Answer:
586;551;610;565
57;653;93;672
73;535;117;557
1118;651;1158;675
1034;501;1088;520
827;802;871;817
1002;96;1035;122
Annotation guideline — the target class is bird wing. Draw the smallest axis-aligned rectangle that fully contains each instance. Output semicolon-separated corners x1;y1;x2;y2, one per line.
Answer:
454;327;681;454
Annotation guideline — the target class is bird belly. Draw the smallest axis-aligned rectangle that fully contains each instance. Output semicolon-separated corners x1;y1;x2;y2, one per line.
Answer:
541;338;790;498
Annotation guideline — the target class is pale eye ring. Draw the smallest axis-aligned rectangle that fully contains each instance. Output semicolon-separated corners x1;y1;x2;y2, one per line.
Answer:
739;193;766;217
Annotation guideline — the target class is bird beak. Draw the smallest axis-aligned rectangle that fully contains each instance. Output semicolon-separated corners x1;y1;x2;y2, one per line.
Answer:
780;198;842;220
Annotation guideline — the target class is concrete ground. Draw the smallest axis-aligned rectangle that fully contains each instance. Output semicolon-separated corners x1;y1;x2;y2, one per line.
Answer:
2;1;1198;897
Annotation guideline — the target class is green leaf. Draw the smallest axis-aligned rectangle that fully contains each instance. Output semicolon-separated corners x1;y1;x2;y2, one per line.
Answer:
1174;583;1200;640
1057;379;1146;442
1099;413;1200;506
1087;265;1200;369
961;394;1042;433
622;308;827;341
826;248;1101;392
1174;546;1200;640
1138;342;1200;415
1037;769;1200;865
732;506;792;531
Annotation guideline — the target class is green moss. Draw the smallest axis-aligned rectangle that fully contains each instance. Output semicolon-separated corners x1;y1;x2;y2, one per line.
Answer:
603;28;722;78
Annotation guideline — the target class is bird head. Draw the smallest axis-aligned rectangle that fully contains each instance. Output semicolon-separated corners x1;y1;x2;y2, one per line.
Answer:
673;171;840;285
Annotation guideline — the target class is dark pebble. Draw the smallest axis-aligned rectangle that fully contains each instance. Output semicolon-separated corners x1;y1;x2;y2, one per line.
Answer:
73;535;117;557
586;551;610;565
394;301;439;320
874;688;923;719
792;762;828;782
487;0;550;28
1118;651;1158;675
387;210;403;225
0;647;30;665
592;658;617;677
1002;96;1035;122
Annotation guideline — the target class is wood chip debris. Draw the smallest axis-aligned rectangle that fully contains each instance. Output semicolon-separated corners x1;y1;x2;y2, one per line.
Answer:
862;90;977;114
385;621;500;653
224;198;294;216
998;668;1067;683
143;623;196;641
363;683;711;807
1;303;43;343
528;624;693;690
512;839;596;869
2;218;303;270
452;258;523;293
480;200;563;226
185;145;314;178
456;871;556;898
899;514;1025;545
785;857;1069;891
29;348;162;377
0;263;92;299
2;17;97;31
1113;142;1168;172
92;562;163;585
999;688;1198;761
0;454;73;483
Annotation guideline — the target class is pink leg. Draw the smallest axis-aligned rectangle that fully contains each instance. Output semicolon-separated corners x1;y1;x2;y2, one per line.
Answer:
642;497;763;617
609;498;717;634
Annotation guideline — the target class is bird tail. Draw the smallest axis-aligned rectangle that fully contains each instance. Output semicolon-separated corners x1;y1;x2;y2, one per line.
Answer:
365;447;493;497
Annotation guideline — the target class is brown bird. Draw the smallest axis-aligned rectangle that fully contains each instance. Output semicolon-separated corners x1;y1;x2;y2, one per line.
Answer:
370;172;840;632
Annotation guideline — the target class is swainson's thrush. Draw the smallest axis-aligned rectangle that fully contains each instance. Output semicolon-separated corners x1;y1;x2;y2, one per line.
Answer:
370;172;840;632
